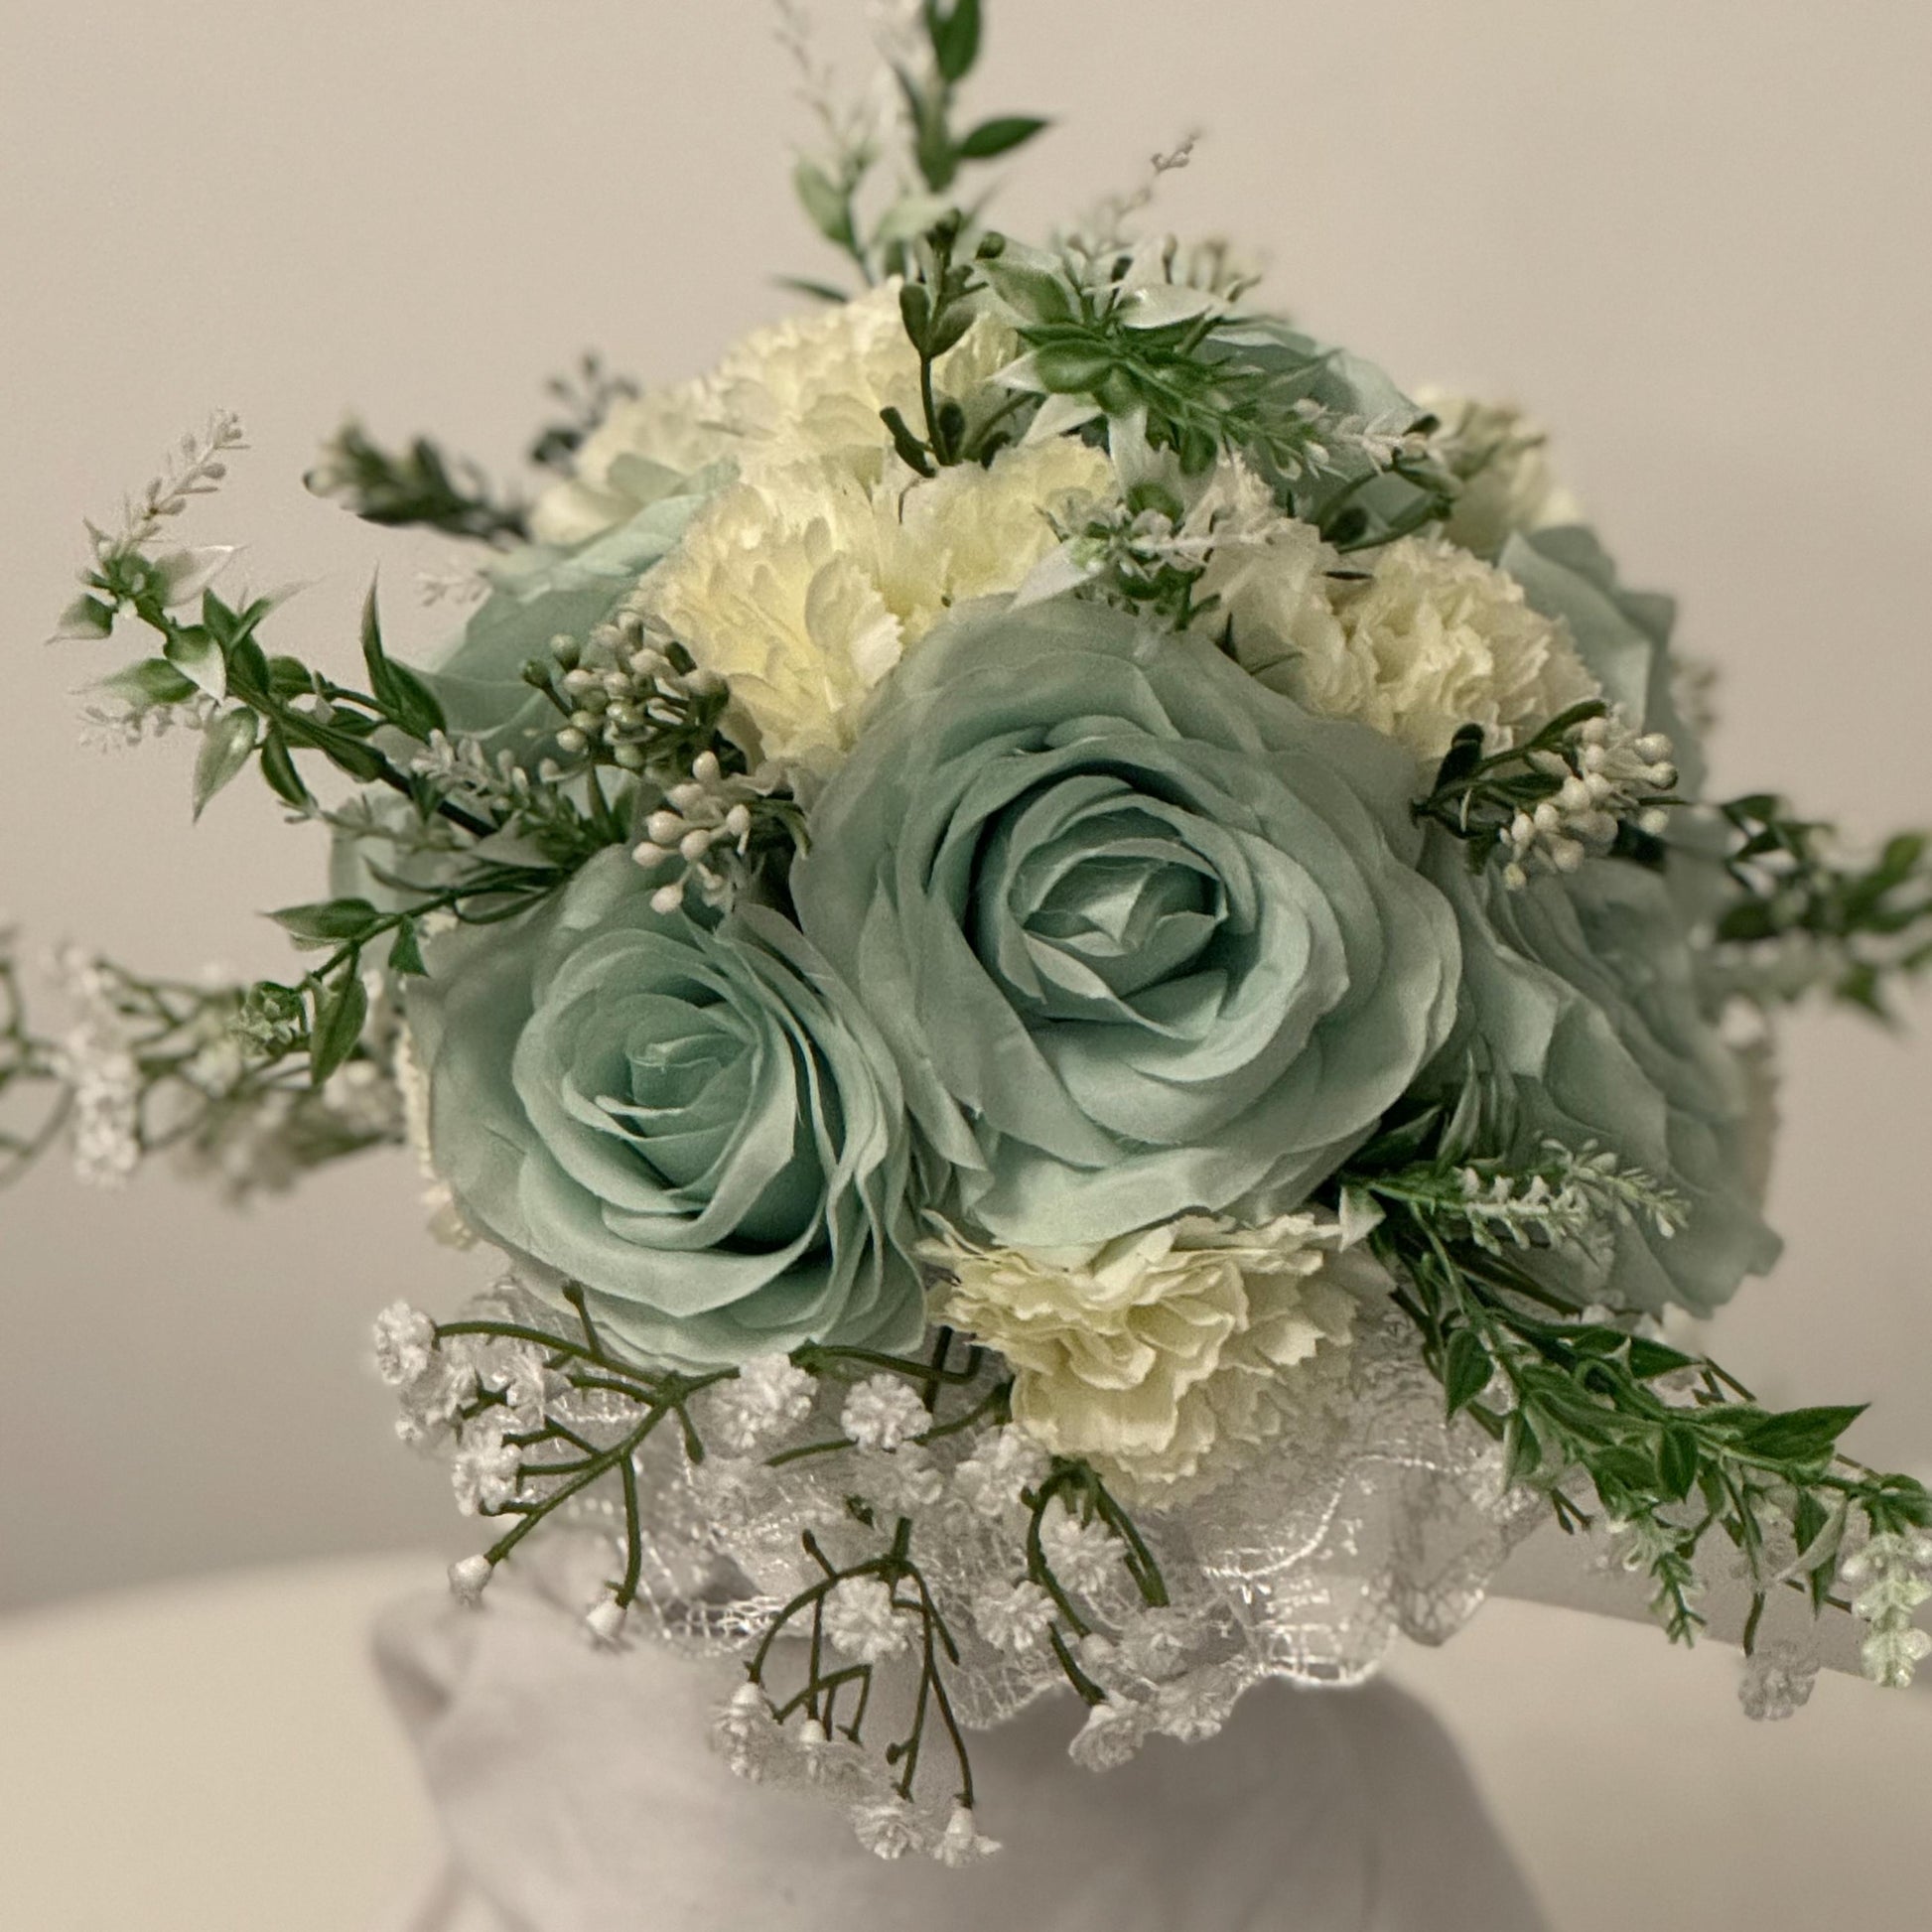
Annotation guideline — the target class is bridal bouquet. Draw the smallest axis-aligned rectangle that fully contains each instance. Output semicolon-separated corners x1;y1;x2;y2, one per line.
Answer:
13;0;1931;1864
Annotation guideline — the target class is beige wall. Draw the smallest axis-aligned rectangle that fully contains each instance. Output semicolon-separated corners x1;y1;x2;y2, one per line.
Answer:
2;0;1928;1611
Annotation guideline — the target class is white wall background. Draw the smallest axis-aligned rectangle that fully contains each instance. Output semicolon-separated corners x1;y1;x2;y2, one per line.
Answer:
2;0;1928;1612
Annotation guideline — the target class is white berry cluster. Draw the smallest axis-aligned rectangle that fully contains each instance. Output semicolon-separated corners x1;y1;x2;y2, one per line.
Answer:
547;604;728;770
631;749;782;915
1501;713;1677;889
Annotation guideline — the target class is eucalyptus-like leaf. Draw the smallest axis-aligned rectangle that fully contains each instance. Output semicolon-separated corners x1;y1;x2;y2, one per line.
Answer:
163;625;227;701
957;115;1048;162
792;160;854;248
309;971;369;1087
52;594;116;641
270;897;384;947
99;657;198;708
152;545;237;609
192;707;259;819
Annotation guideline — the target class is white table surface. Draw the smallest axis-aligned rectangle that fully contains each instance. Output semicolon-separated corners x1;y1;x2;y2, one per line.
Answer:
2;1554;1927;1932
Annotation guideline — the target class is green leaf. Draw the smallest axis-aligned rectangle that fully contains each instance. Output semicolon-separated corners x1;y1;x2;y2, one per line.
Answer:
388;919;428;977
270;897;384;946
1626;1336;1700;1381
927;0;981;82
1028;340;1118;394
258;728;313;809
309;971;369;1087
1426;725;1486;797
1658;1425;1700;1501
1502;1412;1542;1486
957;115;1049;161
163;624;227;701
54;594;116;640
1443;1328;1494;1416
99;657;198;708
1736;1404;1865;1463
193;707;259;819
360;581;446;741
775;275;851;305
792;160;855;248
980;256;1077;326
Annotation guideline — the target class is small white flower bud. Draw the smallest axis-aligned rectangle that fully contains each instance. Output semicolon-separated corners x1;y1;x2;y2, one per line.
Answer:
448;1555;493;1606
646;810;684;845
632;840;668;867
1635;733;1674;763
678;827;715;862
1502;861;1529;891
650;883;685;915
1551;837;1587;873
555;727;589;756
1533;800;1564;834
585;1596;628;1646
561;667;598;694
693;751;722;785
614;745;646;771
1638;807;1671;837
724;802;753;841
1557;777;1591;814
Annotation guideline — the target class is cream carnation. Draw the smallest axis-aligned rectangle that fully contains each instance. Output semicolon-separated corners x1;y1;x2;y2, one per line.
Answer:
927;1214;1371;1503
530;283;1018;545
1232;531;1599;764
1414;388;1580;557
638;438;1112;781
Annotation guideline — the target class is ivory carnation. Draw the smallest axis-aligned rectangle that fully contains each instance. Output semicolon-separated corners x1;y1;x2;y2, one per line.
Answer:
928;1214;1369;1502
529;282;1018;544
637;438;1112;781
1227;531;1599;764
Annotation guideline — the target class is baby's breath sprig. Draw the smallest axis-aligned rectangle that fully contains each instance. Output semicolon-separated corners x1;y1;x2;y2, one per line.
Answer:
1414;701;1680;887
19;948;401;1196
1343;1121;1932;1682
1712;794;1932;1017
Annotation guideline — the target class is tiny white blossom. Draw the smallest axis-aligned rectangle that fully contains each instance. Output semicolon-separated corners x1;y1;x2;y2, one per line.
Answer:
372;1303;439;1388
709;1352;817;1452
585;1596;629;1648
951;1427;1050;1520
1038;1502;1122;1595
934;1803;1001;1867
1738;1640;1819;1721
447;1555;493;1606
450;1419;521;1516
972;1579;1056;1655
822;1577;909;1663
864;1442;946;1512
1067;1698;1144;1772
840;1375;930;1451
851;1794;924;1861
490;1345;567;1431
712;1682;777;1780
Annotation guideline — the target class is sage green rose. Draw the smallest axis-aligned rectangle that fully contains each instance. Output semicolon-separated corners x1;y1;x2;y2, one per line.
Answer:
1422;835;1780;1315
790;598;1462;1247
407;849;924;1367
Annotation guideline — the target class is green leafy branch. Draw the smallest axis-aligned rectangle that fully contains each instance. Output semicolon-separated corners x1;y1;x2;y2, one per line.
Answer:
787;0;1047;291
1715;794;1932;1017
306;422;528;545
526;353;641;474
880;219;1024;473
1342;1128;1932;1660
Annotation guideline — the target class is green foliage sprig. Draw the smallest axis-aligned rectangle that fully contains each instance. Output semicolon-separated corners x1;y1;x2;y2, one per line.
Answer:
1714;794;1932;1017
306;422;529;545
785;0;1047;292
1339;1111;1932;1665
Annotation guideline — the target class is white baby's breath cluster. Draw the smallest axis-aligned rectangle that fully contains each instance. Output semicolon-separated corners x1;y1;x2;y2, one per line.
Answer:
1498;713;1679;889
